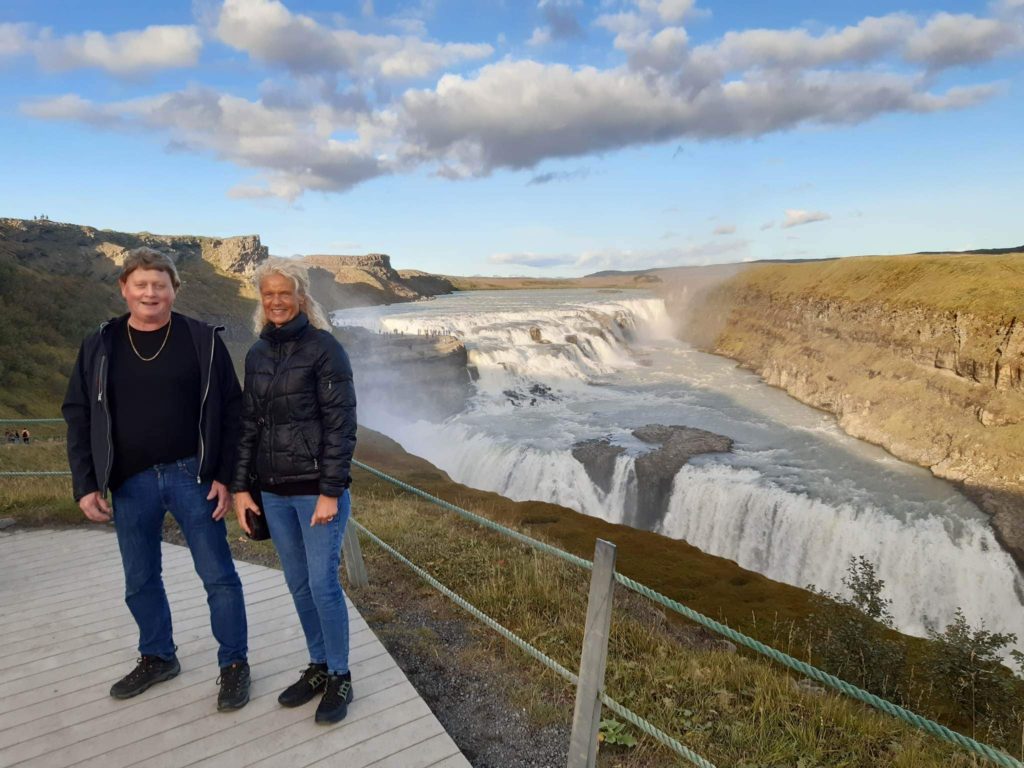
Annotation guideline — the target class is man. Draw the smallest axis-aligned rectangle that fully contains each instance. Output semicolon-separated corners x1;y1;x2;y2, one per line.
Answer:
63;246;250;710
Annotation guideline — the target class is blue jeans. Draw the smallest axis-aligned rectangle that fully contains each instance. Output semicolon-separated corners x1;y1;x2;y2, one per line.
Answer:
262;490;350;674
111;456;248;667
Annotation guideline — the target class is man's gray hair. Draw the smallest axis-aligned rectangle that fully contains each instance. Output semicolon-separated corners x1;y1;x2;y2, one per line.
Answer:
252;259;331;334
119;247;181;290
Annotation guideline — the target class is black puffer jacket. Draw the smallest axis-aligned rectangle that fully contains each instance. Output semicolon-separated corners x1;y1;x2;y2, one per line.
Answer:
231;313;357;496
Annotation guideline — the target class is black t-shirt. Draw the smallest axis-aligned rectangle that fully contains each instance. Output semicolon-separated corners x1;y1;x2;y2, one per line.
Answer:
108;316;201;488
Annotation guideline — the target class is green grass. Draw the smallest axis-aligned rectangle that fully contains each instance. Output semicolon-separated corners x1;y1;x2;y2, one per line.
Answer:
723;252;1024;315
352;487;995;767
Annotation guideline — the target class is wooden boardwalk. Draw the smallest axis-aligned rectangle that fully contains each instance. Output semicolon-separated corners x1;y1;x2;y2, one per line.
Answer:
0;527;471;768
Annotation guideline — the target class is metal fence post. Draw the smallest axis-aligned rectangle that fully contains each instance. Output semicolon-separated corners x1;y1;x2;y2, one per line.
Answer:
343;519;369;589
567;538;617;768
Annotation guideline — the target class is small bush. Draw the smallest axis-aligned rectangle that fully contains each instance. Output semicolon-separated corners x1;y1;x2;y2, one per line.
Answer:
923;609;1020;735
806;556;906;701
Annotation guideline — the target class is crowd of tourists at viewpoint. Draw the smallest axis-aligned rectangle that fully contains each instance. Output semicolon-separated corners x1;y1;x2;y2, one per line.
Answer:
62;246;358;723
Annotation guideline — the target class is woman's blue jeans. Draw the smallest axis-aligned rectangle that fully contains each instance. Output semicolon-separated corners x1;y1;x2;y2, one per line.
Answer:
111;456;248;667
262;490;351;674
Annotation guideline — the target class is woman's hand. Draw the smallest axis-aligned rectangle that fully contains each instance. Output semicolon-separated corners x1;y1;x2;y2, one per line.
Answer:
310;494;339;527
234;491;260;536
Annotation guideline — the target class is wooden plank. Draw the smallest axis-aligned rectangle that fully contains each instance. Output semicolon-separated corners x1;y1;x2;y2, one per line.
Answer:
317;723;464;768
0;572;289;660
430;754;475;768
245;696;433;768
358;731;464;768
0;529;470;768
306;711;444;767
142;662;411;768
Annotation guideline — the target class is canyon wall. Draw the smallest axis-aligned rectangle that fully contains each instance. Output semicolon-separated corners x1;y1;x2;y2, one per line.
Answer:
660;252;1024;565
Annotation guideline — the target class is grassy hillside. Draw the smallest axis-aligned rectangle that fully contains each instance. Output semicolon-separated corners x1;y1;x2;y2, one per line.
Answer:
0;219;261;416
722;252;1024;314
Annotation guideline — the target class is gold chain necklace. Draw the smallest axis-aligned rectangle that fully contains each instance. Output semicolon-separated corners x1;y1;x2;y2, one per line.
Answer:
127;316;172;362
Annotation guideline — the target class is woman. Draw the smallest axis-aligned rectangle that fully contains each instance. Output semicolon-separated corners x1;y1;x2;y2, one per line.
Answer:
232;259;357;724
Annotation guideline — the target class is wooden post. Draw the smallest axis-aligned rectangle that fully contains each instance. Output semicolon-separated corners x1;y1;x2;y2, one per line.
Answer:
342;521;369;589
567;539;617;768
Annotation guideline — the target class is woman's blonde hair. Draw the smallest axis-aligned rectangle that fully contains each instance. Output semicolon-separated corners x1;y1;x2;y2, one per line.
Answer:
252;259;332;334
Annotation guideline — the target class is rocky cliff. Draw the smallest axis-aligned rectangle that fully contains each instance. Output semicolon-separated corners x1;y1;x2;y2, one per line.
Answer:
0;217;268;278
661;252;1024;567
302;253;454;309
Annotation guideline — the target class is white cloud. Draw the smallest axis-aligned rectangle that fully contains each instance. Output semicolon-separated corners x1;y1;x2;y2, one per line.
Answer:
16;2;1016;200
713;224;736;235
703;14;915;73
538;0;584;42
216;0;492;80
0;23;200;75
36;25;201;75
490;237;747;272
528;168;590;185
781;209;830;228
24;87;388;198
398;61;995;177
489;252;576;267
905;13;1023;68
575;239;749;271
527;27;552;47
0;23;32;57
760;221;775;230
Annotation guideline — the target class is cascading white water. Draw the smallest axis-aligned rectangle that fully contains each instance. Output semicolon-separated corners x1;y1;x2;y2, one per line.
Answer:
333;289;1024;652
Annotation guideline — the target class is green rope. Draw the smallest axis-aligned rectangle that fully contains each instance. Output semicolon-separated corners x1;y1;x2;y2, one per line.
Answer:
0;471;71;476
352;518;717;768
352;458;1023;768
0;418;65;423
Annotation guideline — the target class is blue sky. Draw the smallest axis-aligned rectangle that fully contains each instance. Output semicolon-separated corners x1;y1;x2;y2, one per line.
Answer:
1;0;1022;276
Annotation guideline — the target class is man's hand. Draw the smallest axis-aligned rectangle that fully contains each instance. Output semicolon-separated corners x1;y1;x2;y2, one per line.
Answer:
310;495;338;527
208;480;232;521
79;491;112;523
233;491;260;536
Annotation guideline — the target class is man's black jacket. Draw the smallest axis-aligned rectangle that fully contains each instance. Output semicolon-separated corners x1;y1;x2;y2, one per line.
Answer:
231;312;357;497
62;312;243;500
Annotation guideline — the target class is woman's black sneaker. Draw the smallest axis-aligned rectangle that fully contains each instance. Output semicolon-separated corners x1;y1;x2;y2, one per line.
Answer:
314;673;353;724
110;654;180;699
278;663;329;707
217;660;251;711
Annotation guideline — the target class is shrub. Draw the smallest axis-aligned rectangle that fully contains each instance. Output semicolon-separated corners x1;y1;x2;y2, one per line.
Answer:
806;556;906;701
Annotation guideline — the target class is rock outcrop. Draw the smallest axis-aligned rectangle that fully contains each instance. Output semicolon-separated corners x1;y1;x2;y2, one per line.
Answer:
303;254;454;309
336;326;473;422
573;425;733;530
661;253;1024;567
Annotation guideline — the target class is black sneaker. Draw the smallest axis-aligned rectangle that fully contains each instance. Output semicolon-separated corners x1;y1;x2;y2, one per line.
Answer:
314;673;353;724
278;662;329;707
110;654;180;699
217;660;251;711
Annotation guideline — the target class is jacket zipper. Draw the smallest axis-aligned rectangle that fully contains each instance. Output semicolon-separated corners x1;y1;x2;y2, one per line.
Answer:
99;353;113;493
196;326;219;483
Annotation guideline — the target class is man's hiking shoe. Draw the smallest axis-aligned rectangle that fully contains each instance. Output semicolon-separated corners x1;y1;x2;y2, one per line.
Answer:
314;673;353;724
110;655;180;699
278;662;329;707
217;660;251;711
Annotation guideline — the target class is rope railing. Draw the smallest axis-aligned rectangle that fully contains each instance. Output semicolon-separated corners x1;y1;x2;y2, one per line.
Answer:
5;419;1022;767
353;519;717;768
